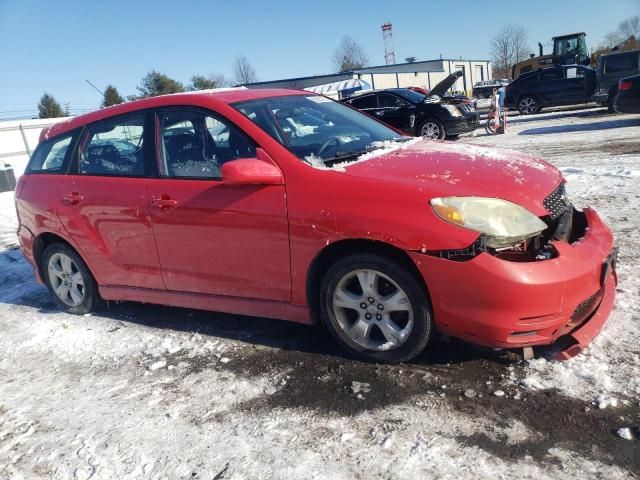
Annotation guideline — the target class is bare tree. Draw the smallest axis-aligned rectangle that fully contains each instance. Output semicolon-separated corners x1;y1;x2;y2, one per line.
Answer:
600;16;640;48
489;24;531;79
332;36;369;73
233;56;258;85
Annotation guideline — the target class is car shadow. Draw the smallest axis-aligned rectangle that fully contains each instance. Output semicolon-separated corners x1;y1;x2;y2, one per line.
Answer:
518;117;640;135
0;248;513;368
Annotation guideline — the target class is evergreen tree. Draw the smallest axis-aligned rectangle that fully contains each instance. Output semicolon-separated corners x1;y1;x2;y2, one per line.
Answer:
130;70;184;99
188;75;217;91
102;85;124;107
37;93;65;118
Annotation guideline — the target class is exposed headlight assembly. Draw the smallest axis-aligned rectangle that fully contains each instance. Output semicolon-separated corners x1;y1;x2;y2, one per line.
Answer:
442;104;463;117
430;197;548;248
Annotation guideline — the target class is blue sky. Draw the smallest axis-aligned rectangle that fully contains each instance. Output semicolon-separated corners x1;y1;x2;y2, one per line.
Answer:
0;0;638;118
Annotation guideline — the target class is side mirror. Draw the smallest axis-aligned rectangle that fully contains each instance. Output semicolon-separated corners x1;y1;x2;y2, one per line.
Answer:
220;148;284;186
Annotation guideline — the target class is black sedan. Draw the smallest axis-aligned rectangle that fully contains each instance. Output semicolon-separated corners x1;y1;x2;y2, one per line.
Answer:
614;74;640;113
341;87;478;140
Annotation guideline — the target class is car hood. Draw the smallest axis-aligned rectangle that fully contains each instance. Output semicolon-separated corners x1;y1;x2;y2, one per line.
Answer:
341;140;562;216
429;71;463;97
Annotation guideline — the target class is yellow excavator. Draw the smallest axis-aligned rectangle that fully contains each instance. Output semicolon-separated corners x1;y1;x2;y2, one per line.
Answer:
512;32;638;79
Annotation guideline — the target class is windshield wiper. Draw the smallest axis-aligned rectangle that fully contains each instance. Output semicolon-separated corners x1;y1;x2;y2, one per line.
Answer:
323;144;384;166
320;137;411;166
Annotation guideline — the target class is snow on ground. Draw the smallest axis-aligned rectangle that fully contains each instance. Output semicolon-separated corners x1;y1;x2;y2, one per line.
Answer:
1;106;639;479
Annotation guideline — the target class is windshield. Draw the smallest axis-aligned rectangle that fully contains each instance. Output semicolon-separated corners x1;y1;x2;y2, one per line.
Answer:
394;89;427;103
232;94;406;165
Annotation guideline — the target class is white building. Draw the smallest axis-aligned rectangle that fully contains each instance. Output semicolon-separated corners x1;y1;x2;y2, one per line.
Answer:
244;58;492;96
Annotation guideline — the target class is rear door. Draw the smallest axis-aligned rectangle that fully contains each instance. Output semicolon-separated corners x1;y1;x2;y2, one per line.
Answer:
56;111;164;290
146;107;291;301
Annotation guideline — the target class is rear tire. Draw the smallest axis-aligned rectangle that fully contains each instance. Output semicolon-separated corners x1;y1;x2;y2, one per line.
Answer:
518;95;539;115
42;243;99;314
418;117;446;140
319;253;432;363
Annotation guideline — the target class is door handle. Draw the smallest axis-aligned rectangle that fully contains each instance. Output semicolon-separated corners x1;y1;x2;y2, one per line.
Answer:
151;195;178;209
62;192;84;205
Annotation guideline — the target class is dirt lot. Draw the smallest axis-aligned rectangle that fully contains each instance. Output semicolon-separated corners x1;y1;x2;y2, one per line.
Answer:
1;106;639;480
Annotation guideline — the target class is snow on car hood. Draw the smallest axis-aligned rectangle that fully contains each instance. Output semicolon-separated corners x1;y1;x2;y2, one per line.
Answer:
340;140;563;216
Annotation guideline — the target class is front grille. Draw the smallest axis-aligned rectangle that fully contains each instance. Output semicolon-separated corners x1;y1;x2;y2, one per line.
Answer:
459;104;475;113
544;184;570;219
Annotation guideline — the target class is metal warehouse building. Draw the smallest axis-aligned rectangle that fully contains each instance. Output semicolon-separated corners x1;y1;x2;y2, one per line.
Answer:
244;58;492;96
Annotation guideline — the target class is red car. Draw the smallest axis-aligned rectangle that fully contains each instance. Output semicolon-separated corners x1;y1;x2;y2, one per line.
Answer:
14;88;617;363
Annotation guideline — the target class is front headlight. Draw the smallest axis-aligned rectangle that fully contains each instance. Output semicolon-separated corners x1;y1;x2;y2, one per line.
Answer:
430;197;548;248
442;104;462;117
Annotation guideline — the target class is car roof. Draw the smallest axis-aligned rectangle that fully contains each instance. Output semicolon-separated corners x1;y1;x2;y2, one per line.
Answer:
602;48;640;58
40;88;308;141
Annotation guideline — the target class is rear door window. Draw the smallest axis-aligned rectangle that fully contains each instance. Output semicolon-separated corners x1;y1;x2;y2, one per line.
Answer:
605;54;638;74
348;95;376;110
27;134;74;173
78;113;146;176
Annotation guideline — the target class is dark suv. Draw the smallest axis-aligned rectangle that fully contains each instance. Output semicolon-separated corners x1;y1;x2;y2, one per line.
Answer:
594;49;640;111
504;65;596;114
342;88;478;139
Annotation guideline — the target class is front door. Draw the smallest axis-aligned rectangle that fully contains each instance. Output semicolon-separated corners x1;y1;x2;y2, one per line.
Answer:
537;68;565;104
56;112;164;289
146;107;291;301
375;93;414;132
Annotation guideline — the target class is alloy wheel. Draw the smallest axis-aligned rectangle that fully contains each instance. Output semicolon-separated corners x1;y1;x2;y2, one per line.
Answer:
48;252;85;307
332;268;414;351
519;97;537;114
421;122;441;139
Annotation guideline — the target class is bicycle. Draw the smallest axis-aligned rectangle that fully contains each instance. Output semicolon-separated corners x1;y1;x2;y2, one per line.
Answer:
484;98;507;135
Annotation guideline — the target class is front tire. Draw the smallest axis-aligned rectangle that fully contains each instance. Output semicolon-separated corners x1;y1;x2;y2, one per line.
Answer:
418;117;446;140
42;243;99;314
518;95;539;115
319;253;432;363
607;93;617;113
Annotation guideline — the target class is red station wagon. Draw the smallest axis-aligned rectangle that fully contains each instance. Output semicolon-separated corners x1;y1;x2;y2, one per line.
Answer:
14;88;617;363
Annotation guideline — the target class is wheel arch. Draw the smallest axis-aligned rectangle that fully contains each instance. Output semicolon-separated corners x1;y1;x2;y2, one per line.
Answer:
517;93;540;104
305;238;430;323
415;115;446;138
34;232;97;283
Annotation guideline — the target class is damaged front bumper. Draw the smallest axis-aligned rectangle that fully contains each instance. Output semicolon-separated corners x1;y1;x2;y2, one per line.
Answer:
409;208;617;360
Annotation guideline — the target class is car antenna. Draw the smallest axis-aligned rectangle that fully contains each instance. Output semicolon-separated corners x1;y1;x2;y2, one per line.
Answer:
85;79;106;99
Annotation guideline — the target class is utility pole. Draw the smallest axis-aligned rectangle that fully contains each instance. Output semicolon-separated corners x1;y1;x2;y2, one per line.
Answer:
381;22;396;65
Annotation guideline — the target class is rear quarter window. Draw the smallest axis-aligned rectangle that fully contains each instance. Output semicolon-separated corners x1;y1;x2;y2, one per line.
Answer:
605;54;638;74
26;134;74;173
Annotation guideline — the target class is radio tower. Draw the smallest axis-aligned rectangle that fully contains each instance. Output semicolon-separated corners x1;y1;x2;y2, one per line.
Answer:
381;22;396;65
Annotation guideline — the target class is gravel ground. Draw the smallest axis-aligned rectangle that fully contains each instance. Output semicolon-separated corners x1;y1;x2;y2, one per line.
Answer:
1;106;639;480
